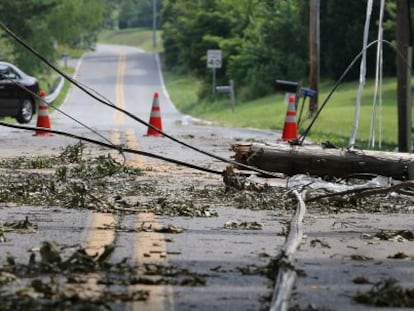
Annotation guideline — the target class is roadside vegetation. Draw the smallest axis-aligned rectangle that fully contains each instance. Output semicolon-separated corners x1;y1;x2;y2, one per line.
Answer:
1;0;411;150
99;28;163;53
98;27;409;151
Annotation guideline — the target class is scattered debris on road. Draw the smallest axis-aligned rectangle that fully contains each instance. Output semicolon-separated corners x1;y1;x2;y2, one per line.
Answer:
223;220;263;230
354;278;414;307
2;141;414;310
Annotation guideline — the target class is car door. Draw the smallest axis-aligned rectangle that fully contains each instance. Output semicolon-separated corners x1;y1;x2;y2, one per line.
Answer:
0;65;21;117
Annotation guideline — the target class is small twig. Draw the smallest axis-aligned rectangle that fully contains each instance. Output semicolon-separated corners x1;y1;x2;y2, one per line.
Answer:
305;186;373;202
350;181;414;200
306;181;414;203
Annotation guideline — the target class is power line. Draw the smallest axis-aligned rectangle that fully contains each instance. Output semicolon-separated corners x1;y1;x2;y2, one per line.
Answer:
0;22;283;178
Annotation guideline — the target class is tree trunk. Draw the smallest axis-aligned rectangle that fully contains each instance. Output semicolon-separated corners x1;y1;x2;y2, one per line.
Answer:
396;0;412;152
309;0;320;115
231;143;414;180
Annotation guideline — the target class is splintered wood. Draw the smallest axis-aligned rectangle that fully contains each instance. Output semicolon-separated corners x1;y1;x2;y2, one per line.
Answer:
231;143;414;180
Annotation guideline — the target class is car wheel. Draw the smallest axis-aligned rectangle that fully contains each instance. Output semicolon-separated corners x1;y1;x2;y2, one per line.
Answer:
16;98;34;124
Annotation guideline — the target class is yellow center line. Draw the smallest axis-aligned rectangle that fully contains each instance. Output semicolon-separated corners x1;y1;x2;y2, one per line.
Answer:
110;130;123;161
125;128;146;167
129;212;174;311
135;213;168;264
111;52;173;309
78;212;116;300
85;213;116;257
115;53;126;124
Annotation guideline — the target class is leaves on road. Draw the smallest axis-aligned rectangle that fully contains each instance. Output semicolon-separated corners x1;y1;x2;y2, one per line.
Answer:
362;229;414;242
0;238;210;310
1;216;37;234
350;255;374;261
223;220;263;230
355;278;414;307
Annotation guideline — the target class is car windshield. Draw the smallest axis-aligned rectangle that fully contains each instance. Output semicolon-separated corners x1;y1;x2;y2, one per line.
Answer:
0;65;20;80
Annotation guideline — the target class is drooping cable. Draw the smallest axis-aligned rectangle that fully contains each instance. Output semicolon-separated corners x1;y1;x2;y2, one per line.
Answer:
349;0;373;148
368;0;385;149
0;121;223;175
298;40;380;145
0;72;117;148
0;22;284;178
299;38;412;147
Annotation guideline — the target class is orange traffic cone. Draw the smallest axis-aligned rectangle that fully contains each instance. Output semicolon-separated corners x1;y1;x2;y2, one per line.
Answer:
146;92;163;137
281;94;298;141
34;90;52;136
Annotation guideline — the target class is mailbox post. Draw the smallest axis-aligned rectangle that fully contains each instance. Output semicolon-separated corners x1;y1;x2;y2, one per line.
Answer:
61;53;70;69
216;80;235;112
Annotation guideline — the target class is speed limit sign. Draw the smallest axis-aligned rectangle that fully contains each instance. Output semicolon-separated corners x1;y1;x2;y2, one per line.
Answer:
207;49;222;68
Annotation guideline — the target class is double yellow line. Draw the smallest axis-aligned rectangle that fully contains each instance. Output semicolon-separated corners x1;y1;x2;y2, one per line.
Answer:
84;52;173;310
115;53;126;125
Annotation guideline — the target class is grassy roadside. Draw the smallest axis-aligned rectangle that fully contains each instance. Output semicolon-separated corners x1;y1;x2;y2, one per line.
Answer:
98;28;411;150
48;67;74;112
164;71;408;150
98;28;163;53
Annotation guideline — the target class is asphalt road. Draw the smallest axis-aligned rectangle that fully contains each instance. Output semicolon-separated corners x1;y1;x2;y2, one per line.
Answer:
0;44;284;310
2;44;413;311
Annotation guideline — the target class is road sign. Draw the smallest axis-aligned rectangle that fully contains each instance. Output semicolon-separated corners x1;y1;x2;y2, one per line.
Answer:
207;49;222;68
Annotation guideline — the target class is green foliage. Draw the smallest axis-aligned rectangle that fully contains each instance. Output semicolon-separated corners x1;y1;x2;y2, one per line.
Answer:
103;0;120;29
118;0;158;29
0;0;58;73
228;1;307;99
161;0;404;102
161;0;308;101
0;0;106;75
320;1;397;80
162;0;232;67
98;28;163;53
47;0;105;49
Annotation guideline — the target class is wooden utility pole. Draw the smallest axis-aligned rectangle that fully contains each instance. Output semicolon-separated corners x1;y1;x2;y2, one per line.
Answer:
396;0;412;152
309;0;320;115
152;0;157;49
232;143;414;180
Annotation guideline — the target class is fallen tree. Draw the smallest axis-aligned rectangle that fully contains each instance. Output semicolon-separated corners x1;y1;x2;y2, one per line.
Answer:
231;143;414;180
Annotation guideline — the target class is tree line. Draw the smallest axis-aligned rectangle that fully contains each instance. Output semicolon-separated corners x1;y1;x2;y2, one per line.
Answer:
161;0;403;100
0;0;410;102
0;0;158;74
0;1;107;73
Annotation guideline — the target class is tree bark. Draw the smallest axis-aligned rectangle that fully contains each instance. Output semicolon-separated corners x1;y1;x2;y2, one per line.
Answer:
309;0;320;115
396;0;412;152
232;143;414;180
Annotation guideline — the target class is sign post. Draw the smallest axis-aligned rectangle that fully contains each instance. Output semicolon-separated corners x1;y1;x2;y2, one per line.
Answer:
207;49;222;94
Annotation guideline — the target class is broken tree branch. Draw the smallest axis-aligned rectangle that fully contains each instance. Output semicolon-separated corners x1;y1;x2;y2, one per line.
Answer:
306;180;414;203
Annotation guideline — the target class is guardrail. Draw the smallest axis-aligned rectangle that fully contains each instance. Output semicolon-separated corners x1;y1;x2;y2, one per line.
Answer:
44;75;64;104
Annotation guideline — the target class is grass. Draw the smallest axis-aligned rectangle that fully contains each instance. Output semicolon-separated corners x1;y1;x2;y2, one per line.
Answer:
48;67;74;111
98;28;163;53
164;71;410;150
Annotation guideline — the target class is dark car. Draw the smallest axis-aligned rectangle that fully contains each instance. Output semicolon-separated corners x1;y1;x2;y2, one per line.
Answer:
0;61;39;123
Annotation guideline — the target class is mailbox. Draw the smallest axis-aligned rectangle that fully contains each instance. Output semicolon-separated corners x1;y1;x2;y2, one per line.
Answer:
215;86;231;94
275;80;299;93
301;88;317;98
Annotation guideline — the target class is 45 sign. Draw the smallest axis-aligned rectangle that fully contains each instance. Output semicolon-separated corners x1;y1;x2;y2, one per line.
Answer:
207;49;222;68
